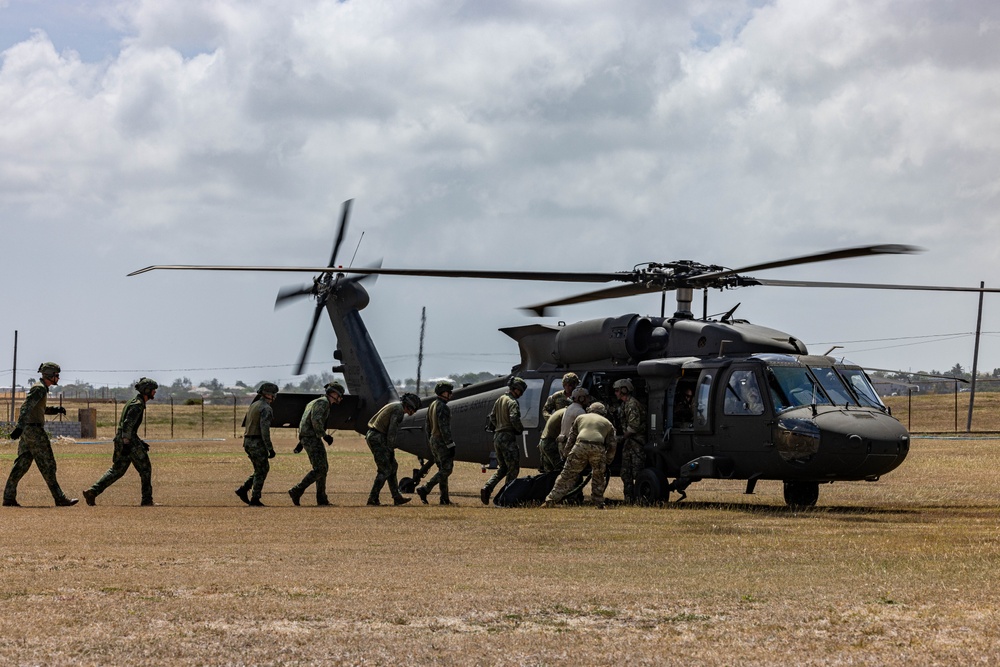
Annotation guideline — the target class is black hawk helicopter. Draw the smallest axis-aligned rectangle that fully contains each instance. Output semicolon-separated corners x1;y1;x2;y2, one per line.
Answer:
130;200;1000;507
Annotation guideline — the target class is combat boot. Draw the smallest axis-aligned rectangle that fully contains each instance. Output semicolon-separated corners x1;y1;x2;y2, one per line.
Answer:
440;497;454;506
366;497;381;506
2;499;20;507
235;487;250;505
248;498;265;507
288;488;303;506
316;498;331;506
140;499;157;506
393;496;411;506
416;486;429;504
480;488;490;505
55;496;79;507
83;489;97;506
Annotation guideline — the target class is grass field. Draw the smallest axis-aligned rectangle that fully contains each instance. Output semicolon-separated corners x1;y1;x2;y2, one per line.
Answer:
1;426;999;665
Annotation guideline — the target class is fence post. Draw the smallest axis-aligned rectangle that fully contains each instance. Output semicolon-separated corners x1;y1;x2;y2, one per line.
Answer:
233;394;237;438
907;388;912;432
201;400;205;439
170;397;174;439
954;380;958;433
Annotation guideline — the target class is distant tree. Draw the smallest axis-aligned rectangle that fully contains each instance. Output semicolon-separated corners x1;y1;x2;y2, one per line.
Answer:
200;378;224;391
235;380;248;388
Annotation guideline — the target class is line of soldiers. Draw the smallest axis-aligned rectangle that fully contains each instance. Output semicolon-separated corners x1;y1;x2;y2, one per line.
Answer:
4;364;645;508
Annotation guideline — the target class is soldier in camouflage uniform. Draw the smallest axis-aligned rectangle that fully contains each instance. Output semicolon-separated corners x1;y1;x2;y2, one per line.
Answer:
614;378;647;503
416;382;456;505
537;407;565;473
365;393;419;506
480;377;526;505
288;382;344;506
543;402;617;509
559;387;590;458
542;372;579;421
83;377;159;506
3;362;77;507
235;382;279;507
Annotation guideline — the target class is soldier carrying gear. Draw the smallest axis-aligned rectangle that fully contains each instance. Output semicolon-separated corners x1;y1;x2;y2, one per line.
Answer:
418;382;457;505
481;377;526;505
559;387;591;458
544;398;618;510
365;396;419;506
289;382;344;506
83;376;159;507
3;361;78;507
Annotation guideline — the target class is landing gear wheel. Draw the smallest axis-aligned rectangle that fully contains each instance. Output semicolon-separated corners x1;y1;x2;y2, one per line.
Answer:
635;467;669;506
783;481;819;508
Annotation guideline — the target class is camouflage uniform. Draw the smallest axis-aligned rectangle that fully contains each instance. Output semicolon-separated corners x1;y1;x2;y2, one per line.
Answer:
366;402;407;505
87;393;154;505
482;391;523;501
559;402;586;458
419;397;455;504
290;395;332;505
619;395;647;501
546;411;617;507
542;390;572;421
538;407;565;473
4;382;75;506
237;398;275;503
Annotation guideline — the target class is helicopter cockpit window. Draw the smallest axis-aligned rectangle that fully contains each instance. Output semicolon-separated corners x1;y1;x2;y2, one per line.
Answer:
516;379;546;429
694;373;713;428
724;370;765;416
838;368;886;409
810;366;856;406
766;366;831;411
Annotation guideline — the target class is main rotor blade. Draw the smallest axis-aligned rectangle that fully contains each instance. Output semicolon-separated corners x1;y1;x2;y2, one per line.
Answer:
522;283;657;316
328;199;353;268
755;278;1000;293
129;265;630;282
691;244;923;283
295;300;327;376
274;284;314;309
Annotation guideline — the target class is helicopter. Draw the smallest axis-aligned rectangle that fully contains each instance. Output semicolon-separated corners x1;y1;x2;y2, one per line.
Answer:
130;200;1000;507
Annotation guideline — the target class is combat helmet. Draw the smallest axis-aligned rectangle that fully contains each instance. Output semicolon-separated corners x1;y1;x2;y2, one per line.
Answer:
257;382;279;396
508;377;527;392
135;377;159;395
587;401;608;416
38;362;61;378
613;378;634;393
401;393;421;411
571;386;590;401
325;381;346;397
562;372;580;387
434;381;454;396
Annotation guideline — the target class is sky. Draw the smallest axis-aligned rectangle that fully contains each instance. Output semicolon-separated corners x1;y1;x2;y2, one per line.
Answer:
2;0;999;391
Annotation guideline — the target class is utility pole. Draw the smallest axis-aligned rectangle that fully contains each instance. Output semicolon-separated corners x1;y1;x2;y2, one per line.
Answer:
415;307;426;396
9;330;16;423
966;281;985;432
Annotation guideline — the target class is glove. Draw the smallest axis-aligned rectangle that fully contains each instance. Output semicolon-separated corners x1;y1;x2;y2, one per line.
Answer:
267;449;276;459
8;427;22;440
322;434;333;445
142;442;150;452
293;443;303;454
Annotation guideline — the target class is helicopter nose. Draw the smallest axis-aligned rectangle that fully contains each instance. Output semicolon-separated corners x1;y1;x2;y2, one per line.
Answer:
816;411;910;479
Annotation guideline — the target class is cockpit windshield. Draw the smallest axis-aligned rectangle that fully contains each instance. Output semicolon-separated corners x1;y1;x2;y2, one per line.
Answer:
764;362;886;413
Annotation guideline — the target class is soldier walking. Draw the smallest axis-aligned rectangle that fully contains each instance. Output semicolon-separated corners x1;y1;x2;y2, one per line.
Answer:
83;377;159;506
288;382;343;506
417;382;456;505
543;402;617;509
235;382;278;507
614;378;647;503
365;393;419;506
480;377;526;505
3;362;77;507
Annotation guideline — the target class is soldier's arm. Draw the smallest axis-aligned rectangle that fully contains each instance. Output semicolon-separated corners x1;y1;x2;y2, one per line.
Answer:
542;394;555;420
605;426;618;463
509;400;524;432
438;403;452;443
386;409;403;449
567;420;580;450
120;403;143;443
309;401;328;436
261;404;274;453
623;403;641;438
15;386;44;428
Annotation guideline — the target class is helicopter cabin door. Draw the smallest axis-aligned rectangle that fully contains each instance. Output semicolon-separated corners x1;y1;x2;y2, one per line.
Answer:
716;366;771;453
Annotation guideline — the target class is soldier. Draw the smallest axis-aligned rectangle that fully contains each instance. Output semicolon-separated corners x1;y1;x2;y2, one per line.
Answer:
558;387;590;458
480;377;526;505
365;393;420;506
614;378;647;503
288;381;344;506
3;362;77;507
235;382;279;507
416;382;456;505
542;372;579;421
83;377;159;506
543;402;617;509
537;406;565;473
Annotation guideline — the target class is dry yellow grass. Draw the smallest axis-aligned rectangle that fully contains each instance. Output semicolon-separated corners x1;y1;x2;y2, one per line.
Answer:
2;429;999;665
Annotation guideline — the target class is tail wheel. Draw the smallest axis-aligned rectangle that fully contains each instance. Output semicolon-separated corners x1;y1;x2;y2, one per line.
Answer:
635;467;669;505
398;477;416;494
783;481;819;508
